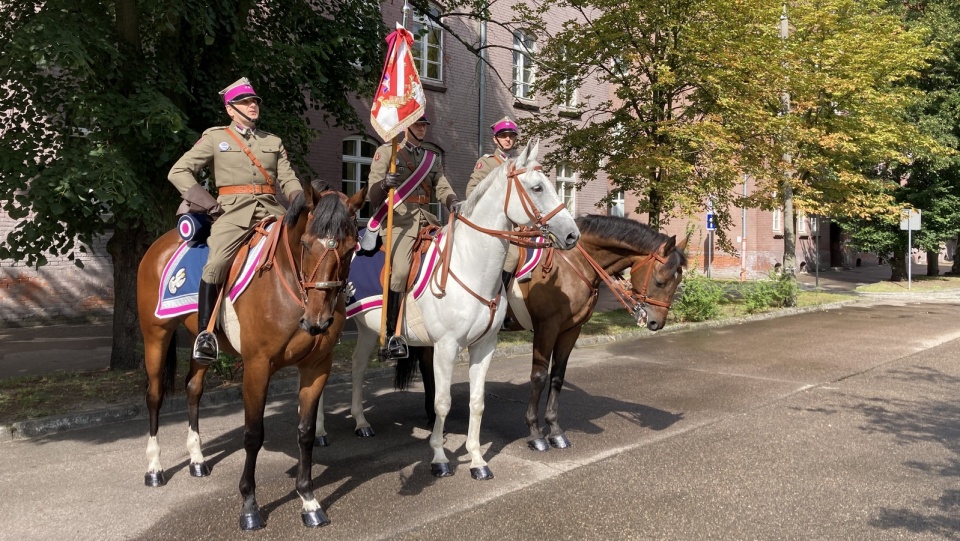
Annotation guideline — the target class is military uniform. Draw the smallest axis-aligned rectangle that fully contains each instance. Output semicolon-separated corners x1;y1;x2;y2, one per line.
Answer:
465;148;520;275
168;124;302;283
367;140;457;291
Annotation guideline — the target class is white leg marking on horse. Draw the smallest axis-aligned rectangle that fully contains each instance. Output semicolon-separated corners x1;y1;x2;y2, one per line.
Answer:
186;426;204;464
146;435;162;472
301;495;321;512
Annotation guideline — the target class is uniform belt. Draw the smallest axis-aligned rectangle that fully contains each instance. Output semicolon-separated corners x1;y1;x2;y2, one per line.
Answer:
218;184;277;196
405;195;431;205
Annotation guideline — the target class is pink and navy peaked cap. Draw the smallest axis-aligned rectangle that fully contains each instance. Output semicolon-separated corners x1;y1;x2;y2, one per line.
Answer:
491;116;519;135
219;77;261;105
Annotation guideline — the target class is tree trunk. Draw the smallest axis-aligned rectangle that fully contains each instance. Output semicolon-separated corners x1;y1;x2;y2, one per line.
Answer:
781;178;797;275
927;249;940;276
107;224;153;370
889;246;907;281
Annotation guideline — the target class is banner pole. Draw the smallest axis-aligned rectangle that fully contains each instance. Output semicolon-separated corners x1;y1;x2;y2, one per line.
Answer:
379;136;400;347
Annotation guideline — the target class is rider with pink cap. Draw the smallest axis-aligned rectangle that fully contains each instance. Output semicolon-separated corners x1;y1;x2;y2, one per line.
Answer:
465;116;526;328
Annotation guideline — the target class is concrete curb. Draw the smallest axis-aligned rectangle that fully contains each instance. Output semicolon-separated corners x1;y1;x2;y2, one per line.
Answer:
1;291;947;444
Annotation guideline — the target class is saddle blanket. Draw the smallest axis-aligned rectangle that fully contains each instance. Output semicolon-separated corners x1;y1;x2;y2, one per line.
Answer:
345;228;446;319
154;223;273;318
345;228;544;319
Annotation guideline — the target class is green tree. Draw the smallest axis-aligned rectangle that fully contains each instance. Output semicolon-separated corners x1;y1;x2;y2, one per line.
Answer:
0;0;385;369
765;0;938;273
513;0;783;242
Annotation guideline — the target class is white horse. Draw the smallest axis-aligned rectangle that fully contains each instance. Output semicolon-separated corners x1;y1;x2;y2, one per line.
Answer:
320;140;579;479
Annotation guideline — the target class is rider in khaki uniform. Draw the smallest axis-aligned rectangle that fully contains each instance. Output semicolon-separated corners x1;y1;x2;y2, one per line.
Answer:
168;77;303;364
466;117;527;324
365;116;460;359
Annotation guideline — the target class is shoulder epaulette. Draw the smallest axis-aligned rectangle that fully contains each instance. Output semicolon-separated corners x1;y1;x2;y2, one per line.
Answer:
202;126;228;135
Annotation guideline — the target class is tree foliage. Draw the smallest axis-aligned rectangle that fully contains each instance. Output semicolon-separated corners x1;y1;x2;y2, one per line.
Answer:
0;0;385;367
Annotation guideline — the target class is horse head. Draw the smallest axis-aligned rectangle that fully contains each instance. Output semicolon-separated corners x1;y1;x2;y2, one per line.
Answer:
505;140;580;250
288;180;367;336
630;235;687;331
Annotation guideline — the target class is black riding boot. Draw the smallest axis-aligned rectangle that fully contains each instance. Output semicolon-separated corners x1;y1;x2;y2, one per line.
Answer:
500;270;517;331
193;280;220;365
382;289;408;359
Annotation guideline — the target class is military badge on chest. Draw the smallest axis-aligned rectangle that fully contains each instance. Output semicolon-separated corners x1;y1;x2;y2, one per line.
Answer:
219;141;231;152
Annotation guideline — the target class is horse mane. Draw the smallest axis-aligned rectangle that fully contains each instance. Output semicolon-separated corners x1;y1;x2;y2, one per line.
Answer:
576;214;688;268
284;180;357;240
460;161;506;216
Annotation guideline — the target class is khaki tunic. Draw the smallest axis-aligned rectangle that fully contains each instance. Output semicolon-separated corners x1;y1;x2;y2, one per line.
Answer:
168;125;302;283
466;150;519;274
368;141;456;291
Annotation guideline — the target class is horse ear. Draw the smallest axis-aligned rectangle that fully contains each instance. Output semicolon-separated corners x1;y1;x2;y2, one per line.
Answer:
515;140;531;166
675;236;688;252
347;185;368;215
302;180;316;211
528;138;540;161
662;235;677;255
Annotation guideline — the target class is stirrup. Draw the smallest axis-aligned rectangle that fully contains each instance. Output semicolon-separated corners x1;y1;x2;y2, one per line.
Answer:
193;331;219;365
382;335;409;360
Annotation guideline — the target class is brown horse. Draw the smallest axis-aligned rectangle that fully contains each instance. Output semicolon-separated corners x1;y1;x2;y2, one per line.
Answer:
509;214;687;451
137;181;365;531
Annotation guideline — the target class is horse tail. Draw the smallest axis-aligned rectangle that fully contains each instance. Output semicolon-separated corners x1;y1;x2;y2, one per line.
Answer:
394;348;421;391
163;332;178;396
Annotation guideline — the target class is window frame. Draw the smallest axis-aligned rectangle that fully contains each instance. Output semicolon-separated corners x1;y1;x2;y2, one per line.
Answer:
556;162;577;215
411;7;443;83
341;136;378;221
513;30;537;100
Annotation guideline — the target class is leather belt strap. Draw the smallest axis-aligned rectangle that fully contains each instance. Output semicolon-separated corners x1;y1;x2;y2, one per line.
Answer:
406;195;430;205
218;184;277;196
224;128;276;189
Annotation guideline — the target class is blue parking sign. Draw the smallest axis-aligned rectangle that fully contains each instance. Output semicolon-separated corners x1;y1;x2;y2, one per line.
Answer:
706;212;716;231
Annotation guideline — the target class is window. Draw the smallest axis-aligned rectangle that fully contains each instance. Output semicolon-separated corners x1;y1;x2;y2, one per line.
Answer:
412;8;443;82
609;190;625;217
513;31;536;99
772;208;782;233
559;47;577;109
797;213;807;235
556;163;576;214
342;137;377;220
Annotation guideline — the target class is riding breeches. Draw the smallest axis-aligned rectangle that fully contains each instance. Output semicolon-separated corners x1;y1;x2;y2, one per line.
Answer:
202;204;276;284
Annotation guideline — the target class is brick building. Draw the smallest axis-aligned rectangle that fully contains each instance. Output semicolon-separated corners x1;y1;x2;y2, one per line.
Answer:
2;2;852;325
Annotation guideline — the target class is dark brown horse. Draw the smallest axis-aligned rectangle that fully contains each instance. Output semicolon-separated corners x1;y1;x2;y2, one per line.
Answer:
509;214;687;451
137;181;365;531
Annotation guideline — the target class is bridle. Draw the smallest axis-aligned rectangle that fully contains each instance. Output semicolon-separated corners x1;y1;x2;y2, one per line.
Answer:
274;191;352;310
557;241;677;322
431;159;569;341
454;161;567;249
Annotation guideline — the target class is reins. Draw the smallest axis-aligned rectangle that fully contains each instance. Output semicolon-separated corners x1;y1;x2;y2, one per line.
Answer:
266;190;350;309
556;241;675;320
428;159;566;343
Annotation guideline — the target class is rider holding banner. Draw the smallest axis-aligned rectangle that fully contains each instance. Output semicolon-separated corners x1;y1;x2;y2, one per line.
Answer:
168;77;304;365
364;116;460;359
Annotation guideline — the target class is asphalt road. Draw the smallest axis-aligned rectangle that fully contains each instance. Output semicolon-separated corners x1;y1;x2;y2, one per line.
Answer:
2;297;960;540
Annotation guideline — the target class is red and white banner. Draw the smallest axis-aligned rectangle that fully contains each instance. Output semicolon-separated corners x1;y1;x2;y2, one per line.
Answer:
370;23;426;142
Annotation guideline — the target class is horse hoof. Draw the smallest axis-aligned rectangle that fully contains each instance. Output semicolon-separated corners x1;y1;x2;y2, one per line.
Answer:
301;509;331;528
470;466;494;480
548;435;571;449
315;435;330;447
528;438;550;452
189;462;210;477
431;463;454;477
144;471;166;487
239;512;265;531
355;427;375;438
